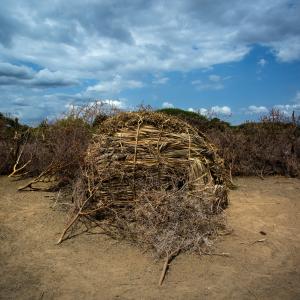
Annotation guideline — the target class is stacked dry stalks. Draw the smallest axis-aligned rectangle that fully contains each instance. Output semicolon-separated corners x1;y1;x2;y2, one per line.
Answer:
58;112;230;260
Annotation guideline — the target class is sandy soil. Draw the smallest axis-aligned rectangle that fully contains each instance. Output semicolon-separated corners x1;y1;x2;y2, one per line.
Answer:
1;176;300;300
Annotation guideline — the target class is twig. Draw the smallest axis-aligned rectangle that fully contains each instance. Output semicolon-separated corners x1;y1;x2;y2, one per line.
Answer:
158;248;180;286
240;238;267;245
51;189;61;208
56;212;81;244
56;183;103;244
218;229;234;236
251;238;267;245
202;251;230;257
8;145;32;177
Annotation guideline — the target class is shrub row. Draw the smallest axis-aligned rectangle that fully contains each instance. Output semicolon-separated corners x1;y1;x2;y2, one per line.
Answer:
0;105;110;187
1;107;299;182
158;108;300;178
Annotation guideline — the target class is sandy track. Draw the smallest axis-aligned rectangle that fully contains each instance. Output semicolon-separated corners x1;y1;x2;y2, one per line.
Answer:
1;176;300;299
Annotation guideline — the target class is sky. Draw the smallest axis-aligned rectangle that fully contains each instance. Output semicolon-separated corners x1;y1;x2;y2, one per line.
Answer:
0;0;300;125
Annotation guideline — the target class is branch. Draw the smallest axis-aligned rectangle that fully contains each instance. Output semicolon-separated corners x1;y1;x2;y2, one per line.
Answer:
8;143;32;178
158;248;181;286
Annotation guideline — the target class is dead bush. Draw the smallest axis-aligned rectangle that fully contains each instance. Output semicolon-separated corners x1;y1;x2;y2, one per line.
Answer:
7;101;118;190
208;118;300;178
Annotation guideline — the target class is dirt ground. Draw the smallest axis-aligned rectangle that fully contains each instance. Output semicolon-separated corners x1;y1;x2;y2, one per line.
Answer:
1;176;300;300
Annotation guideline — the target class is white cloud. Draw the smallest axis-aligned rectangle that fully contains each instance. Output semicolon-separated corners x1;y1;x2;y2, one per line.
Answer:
208;74;221;82
162;102;174;108
188;106;231;116
1;0;299;82
84;99;126;109
274;104;300;115
293;91;300;103
87;75;144;94
244;91;300;116
1;0;300;123
192;74;230;91
191;80;201;85
270;36;300;62
101;99;125;109
257;58;267;67
247;105;268;114
211;106;232;116
271;91;300;115
199;108;208;115
152;76;169;85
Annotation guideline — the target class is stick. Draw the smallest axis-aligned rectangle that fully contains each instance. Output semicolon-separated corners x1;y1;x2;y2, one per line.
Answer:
251;238;266;245
159;255;169;286
56;183;103;244
56;212;81;244
158;248;180;286
8;158;32;177
240;238;267;245
8;144;32;178
202;251;230;257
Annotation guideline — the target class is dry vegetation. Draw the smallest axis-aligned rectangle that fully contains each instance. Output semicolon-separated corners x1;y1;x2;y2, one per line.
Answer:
159;108;300;179
1;104;300;284
0;103;114;186
66;111;229;258
2;106;299;181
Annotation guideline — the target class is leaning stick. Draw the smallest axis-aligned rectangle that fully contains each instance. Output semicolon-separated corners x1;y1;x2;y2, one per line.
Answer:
158;248;181;286
9;158;32;177
8;144;32;178
56;212;81;245
159;255;170;286
56;183;103;244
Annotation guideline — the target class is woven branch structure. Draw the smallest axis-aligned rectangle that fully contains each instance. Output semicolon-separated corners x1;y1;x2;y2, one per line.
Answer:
73;111;230;255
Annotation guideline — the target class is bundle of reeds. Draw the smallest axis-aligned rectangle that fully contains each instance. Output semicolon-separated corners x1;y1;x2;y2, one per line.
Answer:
58;111;230;259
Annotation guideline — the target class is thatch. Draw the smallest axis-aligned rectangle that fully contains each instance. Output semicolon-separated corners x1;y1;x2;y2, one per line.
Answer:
65;111;229;256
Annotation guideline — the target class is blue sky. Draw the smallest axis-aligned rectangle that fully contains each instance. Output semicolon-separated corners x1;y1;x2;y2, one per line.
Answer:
0;0;300;125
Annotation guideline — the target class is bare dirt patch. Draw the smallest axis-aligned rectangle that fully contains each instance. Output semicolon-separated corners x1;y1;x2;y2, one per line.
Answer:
1;176;300;299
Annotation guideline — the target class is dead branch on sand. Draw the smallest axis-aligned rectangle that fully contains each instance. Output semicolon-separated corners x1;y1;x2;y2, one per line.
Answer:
159;248;181;286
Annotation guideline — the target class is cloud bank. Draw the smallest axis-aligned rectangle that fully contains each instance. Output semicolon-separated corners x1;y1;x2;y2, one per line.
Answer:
1;0;300;78
0;0;299;122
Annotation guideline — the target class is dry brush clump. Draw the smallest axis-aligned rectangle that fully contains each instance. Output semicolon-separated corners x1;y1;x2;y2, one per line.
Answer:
5;118;92;191
0;113;29;175
208;119;300;178
4;102;116;190
59;111;230;258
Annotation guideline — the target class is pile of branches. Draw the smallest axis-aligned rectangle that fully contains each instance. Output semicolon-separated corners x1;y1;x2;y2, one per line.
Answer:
58;111;230;260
